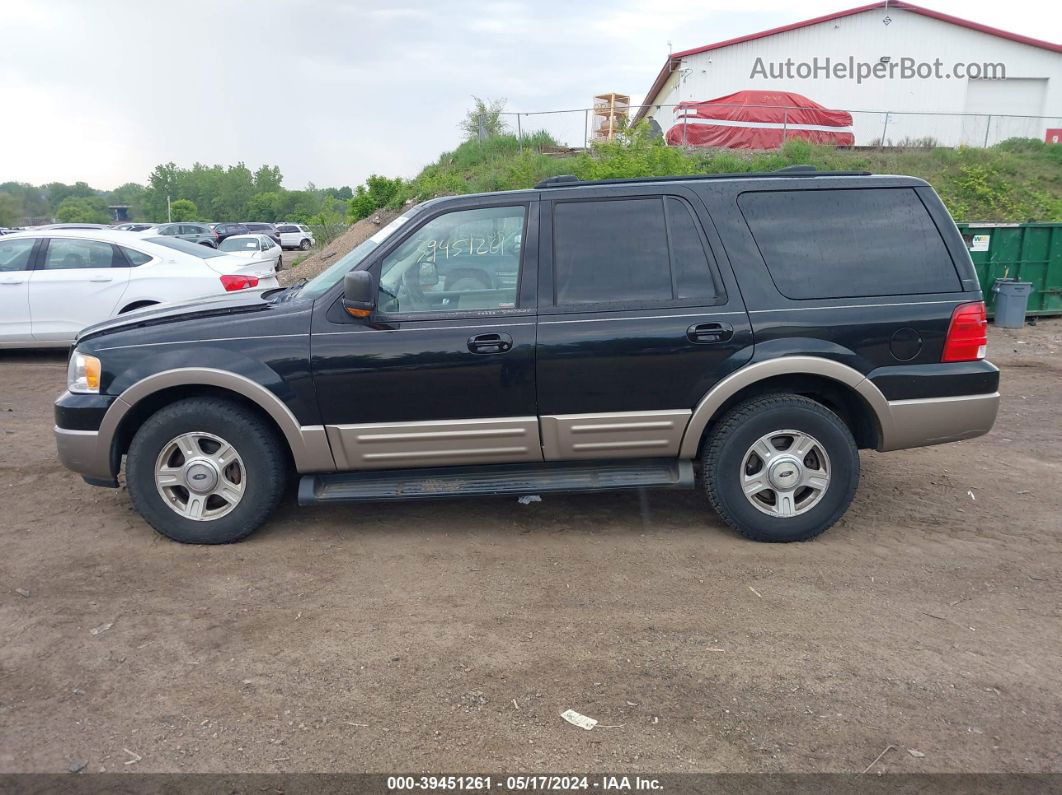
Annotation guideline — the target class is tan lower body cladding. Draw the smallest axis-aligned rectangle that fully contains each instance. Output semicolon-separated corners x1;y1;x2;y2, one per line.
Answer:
324;410;692;470
325;417;543;470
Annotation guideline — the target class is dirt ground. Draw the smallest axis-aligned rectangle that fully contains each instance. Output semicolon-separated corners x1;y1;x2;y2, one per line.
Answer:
0;321;1060;775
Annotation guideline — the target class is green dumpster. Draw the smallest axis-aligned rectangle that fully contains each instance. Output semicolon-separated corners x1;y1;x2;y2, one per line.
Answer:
956;222;1062;317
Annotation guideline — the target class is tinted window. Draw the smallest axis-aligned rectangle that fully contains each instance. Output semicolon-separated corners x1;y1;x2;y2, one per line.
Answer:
739;188;961;299
378;206;525;314
145;236;226;258
666;198;717;300
43;238;120;270
120;246;152;266
0;238;35;272
277;225;298;233
554;198;669;305
553;197;718;306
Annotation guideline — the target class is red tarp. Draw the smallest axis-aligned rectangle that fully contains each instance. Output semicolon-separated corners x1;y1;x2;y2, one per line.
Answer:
665;90;854;149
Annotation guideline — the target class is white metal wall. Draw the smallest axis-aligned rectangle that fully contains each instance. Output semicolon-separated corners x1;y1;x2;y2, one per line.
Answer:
644;7;1062;146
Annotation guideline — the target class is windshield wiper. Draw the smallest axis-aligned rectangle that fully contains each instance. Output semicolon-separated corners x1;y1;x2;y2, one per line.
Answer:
267;278;308;302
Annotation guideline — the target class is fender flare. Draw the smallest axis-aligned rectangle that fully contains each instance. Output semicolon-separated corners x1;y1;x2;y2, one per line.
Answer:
99;367;335;473
677;356;893;458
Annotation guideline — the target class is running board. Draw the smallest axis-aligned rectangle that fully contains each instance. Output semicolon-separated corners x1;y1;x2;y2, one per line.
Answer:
298;458;695;505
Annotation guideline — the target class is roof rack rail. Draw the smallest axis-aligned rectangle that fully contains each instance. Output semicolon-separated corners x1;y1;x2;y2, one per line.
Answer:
533;167;870;190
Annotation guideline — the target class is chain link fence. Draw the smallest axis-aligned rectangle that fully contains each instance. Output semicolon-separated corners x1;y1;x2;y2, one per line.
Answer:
502;104;1062;150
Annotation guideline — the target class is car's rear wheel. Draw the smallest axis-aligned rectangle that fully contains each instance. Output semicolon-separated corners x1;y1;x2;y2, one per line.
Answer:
125;398;288;544
299;238;311;250
702;394;859;542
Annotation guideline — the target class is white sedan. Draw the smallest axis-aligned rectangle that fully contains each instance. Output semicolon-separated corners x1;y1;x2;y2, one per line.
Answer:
218;233;284;271
0;229;279;349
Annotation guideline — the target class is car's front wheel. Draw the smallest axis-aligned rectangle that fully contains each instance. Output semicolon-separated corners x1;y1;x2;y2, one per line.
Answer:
125;398;288;544
299;238;311;250
702;394;859;542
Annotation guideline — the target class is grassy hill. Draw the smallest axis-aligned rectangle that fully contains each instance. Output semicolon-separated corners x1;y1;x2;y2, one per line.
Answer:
366;131;1061;224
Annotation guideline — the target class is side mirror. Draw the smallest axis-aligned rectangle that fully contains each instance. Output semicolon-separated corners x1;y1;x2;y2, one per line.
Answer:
342;270;376;318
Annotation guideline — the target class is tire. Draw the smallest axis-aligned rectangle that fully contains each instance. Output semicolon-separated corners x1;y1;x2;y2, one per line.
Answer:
276;256;283;271
125;398;289;544
702;394;859;542
299;238;311;251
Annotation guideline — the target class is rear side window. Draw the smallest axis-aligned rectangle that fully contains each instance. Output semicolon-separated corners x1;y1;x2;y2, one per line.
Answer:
739;188;961;299
277;225;298;233
120;246;153;266
0;238;35;272
553;196;719;306
666;198;718;300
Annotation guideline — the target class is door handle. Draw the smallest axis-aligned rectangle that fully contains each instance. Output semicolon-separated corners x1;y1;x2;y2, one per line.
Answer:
467;332;513;354
89;275;114;283
0;278;25;285
687;322;734;343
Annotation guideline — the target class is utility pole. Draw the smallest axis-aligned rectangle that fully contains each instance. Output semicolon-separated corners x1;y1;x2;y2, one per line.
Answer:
166;195;172;223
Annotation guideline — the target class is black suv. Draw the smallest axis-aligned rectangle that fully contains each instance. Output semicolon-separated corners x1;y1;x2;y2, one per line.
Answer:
240;222;282;245
55;168;999;545
210;222;250;243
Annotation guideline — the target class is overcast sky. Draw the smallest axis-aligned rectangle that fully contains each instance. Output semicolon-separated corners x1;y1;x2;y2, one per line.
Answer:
1;0;1058;190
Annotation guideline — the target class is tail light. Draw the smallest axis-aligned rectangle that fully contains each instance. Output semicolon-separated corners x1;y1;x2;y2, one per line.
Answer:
941;301;987;362
220;274;260;291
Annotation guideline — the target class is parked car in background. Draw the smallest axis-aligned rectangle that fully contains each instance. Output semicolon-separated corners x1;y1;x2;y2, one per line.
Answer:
209;222;250;243
33;223;109;230
139;222;218;247
240;222;281;245
112;223;154;232
0;229;279;348
51;168;998;544
218;233;284;271
275;223;315;250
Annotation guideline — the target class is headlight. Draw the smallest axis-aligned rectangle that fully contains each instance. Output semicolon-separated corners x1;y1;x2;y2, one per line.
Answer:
68;352;102;394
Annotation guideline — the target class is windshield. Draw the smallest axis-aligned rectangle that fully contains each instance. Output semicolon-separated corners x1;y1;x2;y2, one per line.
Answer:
220;237;259;252
145;236;227;258
298;212;413;299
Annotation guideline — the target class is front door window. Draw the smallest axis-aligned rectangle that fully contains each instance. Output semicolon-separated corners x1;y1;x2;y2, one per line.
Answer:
377;206;525;314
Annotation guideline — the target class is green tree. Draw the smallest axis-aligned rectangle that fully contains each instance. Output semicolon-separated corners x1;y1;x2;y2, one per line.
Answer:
0;182;48;220
44;181;95;210
0;192;20;227
348;174;405;221
245;191;284;221
169;198;198;221
253;165;283;194
142;162;180;221
324;186;353;201
55;196;110;223
459;97;509;140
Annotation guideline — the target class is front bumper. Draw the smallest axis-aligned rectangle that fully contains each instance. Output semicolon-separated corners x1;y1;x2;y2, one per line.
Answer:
54;391;120;486
54;426;117;486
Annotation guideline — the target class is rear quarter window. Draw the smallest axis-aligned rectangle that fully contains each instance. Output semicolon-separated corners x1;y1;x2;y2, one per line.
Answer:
738;188;962;299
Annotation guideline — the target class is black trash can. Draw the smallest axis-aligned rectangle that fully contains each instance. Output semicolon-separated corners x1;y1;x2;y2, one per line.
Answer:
992;279;1034;329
